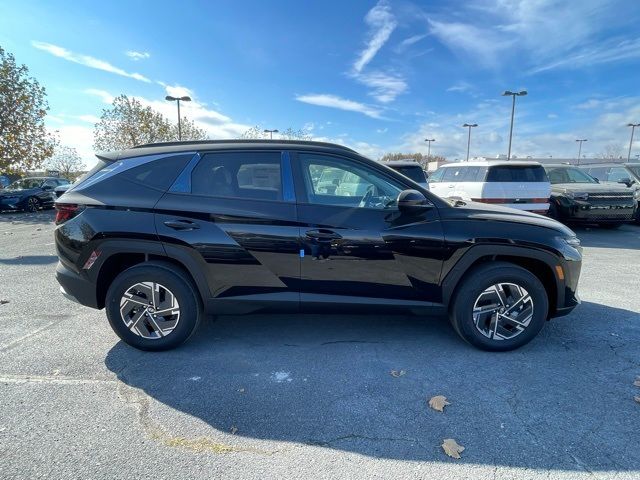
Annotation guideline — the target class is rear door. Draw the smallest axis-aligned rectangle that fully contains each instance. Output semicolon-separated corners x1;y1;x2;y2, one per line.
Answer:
292;151;445;306
154;150;300;311
430;167;460;198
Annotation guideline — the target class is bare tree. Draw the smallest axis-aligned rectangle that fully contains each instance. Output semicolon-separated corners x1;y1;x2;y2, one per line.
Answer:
0;46;56;174
46;144;85;180
239;126;312;140
597;143;625;161
171;116;208;141
240;126;267;139
379;152;447;169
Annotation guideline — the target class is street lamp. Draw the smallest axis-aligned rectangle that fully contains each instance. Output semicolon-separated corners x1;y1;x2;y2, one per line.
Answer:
462;124;477;161
424;138;435;159
627;123;640;161
165;95;192;141
575;139;587;165
263;129;279;139
502;90;527;160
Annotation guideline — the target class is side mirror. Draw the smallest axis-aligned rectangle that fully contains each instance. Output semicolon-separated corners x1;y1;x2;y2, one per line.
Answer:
42;185;53;191
618;177;633;187
397;189;430;212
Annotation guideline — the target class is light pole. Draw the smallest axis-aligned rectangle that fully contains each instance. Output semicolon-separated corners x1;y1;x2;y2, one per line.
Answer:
502;90;527;160
462;124;477;161
165;95;191;140
575;139;587;165
628;123;640;161
424;138;435;159
263;129;279;139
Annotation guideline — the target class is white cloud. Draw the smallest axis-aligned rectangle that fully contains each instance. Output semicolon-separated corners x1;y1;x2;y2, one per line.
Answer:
398;34;428;49
77;114;101;124
125;50;150;61
295;94;383;119
353;71;407;103
32;41;151;82
84;89;114;104
353;0;397;73
446;81;474;94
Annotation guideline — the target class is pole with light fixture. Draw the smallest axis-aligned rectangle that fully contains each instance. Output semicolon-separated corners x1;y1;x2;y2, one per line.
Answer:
264;129;279;140
502;90;527;160
462;124;477;161
425;138;435;159
628;123;640;161
165;95;192;140
575;139;587;165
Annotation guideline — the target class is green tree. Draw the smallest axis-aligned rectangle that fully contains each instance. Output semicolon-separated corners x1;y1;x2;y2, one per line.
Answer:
379;152;446;168
239;125;312;140
240;125;267;139
93;95;172;151
172;116;208;141
0;46;56;174
46;144;85;180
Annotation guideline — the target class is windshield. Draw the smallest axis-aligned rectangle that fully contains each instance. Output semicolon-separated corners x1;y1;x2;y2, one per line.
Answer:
7;178;43;190
627;166;640;179
391;165;427;183
546;167;598;184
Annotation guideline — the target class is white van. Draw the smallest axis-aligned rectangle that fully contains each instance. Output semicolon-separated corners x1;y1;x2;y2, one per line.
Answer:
428;161;551;214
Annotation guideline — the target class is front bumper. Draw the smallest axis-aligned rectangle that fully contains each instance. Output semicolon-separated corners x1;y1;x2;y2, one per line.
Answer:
557;200;635;223
55;261;100;309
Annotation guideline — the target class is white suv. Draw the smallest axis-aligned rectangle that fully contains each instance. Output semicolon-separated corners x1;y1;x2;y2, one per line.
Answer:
428;161;551;214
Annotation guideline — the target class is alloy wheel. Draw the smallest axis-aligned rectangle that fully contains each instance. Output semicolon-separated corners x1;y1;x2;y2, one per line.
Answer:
119;282;180;339
472;283;534;340
27;197;39;212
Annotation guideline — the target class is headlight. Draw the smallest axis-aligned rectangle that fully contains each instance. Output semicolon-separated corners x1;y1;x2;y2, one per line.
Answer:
562;236;581;248
566;191;589;201
634;189;640;200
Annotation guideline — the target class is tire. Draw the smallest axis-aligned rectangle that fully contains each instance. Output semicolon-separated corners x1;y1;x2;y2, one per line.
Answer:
25;197;40;213
449;262;549;351
105;263;202;351
598;223;622;229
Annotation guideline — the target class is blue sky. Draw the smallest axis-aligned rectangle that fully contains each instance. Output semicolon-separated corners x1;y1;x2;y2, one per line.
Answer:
1;0;640;167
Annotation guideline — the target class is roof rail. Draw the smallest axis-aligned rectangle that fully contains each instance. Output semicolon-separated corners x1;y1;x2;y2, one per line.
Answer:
131;139;357;153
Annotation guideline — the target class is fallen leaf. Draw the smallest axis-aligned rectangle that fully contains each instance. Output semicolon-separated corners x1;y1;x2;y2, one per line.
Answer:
390;370;406;378
428;395;451;412
442;438;464;459
230;426;238;435
634;377;640;388
0;300;9;305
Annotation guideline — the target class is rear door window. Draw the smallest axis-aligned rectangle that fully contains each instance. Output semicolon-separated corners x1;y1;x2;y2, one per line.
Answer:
486;165;547;182
442;167;460;182
191;152;283;201
428;168;445;182
392;165;427;183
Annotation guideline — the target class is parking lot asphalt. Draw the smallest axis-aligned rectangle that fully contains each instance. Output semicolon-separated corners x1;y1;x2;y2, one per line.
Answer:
0;209;639;480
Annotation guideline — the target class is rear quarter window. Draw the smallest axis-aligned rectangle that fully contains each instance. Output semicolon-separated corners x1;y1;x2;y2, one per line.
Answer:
119;154;194;191
486;165;548;182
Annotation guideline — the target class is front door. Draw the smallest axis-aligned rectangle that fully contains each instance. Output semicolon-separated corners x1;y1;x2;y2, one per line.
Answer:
291;151;445;306
155;150;300;312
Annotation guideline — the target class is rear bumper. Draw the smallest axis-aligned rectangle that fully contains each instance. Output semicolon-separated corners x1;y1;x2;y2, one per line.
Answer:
55;261;100;309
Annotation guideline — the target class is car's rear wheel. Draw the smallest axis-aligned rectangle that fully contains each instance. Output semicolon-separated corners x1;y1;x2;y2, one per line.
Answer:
25;197;40;213
105;263;202;351
449;262;549;351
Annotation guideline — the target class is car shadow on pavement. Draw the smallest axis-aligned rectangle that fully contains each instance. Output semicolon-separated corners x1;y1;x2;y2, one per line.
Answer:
573;224;640;250
0;255;58;265
105;301;640;471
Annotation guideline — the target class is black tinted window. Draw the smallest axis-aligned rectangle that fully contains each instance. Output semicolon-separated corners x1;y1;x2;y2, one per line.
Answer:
486;165;547;182
391;165;427;183
459;166;487;182
120;154;193;191
192;152;282;201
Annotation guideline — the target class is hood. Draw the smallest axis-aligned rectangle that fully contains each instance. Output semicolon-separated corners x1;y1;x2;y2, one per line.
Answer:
443;200;575;236
551;182;632;194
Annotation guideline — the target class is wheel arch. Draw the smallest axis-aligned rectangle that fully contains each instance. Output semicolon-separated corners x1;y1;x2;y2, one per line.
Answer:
441;245;562;318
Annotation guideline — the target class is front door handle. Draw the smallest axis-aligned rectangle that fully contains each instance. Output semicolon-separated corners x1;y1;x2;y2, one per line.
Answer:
305;229;342;241
163;219;200;231
447;184;455;188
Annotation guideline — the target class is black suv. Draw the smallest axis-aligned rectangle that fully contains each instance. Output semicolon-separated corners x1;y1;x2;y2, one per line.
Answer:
544;164;636;228
55;140;582;352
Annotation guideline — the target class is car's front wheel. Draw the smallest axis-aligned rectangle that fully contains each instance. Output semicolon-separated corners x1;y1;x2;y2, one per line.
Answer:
25;197;40;213
105;263;202;351
449;262;549;351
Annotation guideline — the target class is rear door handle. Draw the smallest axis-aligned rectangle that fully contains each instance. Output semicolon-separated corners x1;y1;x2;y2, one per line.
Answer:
163;219;200;231
447;184;455;188
305;229;342;241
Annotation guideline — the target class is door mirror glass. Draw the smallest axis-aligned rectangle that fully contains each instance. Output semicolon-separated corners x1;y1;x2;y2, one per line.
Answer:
618;177;633;187
397;189;430;212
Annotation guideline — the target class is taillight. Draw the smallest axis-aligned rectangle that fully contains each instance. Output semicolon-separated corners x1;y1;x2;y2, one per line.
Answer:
55;203;84;224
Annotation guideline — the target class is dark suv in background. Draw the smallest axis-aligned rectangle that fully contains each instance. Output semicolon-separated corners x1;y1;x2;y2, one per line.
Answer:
55;140;582;352
544;164;636;228
580;163;640;223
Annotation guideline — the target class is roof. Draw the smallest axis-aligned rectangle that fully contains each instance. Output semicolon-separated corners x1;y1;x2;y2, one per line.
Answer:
543;164;582;168
578;162;640;167
438;160;543;167
97;139;358;162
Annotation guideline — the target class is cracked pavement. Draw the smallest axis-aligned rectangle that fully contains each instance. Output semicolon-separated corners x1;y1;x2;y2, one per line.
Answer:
1;210;639;479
